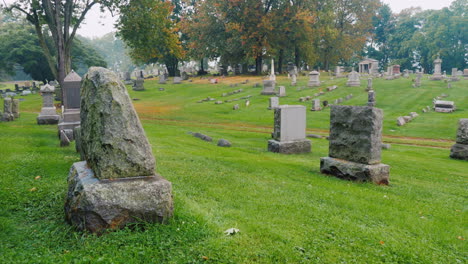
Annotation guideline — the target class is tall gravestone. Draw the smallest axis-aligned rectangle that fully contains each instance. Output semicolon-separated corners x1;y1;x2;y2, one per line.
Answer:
268;105;311;154
268;97;279;110
366;78;373;91
368;90;376;107
12;98;19;118
287;63;298;85
58;70;81;141
159;74;167;84
320;105;389;184
278;86;286;97
346;71;361;87
450;119;468;160
311;99;322;111
64;67;173;234
430;56;443;80
308;71;320;87
3;97;14;121
37;84;60;124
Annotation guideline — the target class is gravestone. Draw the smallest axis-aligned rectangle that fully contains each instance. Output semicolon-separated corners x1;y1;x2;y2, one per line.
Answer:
278;86;286;97
308;71;320;87
133;76;145;91
450;119;468;160
450;68;459;81
268;97;279;110
415;72;422;87
181;71;188;80
37;84;60;124
64;67;173;234
261;80;276;95
58;70;81;141
366;78;373;91
159;74;166;84
3;97;14;121
287;63;298;85
320;105;389;184
269;59;276;81
430;56;443;80
268;105;311;154
463;69;468;79
346;71;360;87
311;99;321;111
12;99;19;118
397;116;405;126
173;77;182;84
434;100;455;113
367;90;376;107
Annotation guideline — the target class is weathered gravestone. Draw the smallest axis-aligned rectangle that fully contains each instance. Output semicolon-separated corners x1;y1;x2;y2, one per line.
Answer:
308;71;320;87
367;90;376;107
366;78;373;91
450;68;459;81
159;74;167;84
11;98;19;118
173;77;182;84
58;70;81;141
3;97;14;121
311;99;321;111
288;63;298;85
450;119;468;160
64;67;173;234
37;84;60;124
430;56;443;80
268;105;311;154
434;100;456;113
133;76;145;91
346;70;361;87
320;105;390;184
261;80;276;95
268;97;279;110
278;86;286;97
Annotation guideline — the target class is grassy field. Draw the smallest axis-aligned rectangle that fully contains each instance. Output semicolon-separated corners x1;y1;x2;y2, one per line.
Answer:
0;74;467;263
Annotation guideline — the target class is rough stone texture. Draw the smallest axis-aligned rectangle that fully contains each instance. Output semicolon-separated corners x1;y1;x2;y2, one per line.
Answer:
320;157;389;185
261;80;276;95
193;132;212;142
80;67;155;180
3;98;14;121
74;126;83;159
450;143;468;160
367;90;375;107
329;105;383;165
455;119;468;144
268;139;311;154
217;139;231;147
12;99;19;118
64;161;173;234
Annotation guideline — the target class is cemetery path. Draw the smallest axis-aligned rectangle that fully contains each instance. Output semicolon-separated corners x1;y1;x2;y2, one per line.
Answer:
141;117;454;149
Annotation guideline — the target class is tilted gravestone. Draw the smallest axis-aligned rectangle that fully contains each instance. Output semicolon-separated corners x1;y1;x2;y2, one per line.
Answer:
320;105;390;184
37;84;60;124
64;67;173;234
58;70;81;141
268;105;311;154
450;119;468;160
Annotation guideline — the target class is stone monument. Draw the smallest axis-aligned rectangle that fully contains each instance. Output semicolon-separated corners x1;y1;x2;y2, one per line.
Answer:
346;70;361;87
450;68;459;81
268;97;279;110
287;63;298;85
64;67;173;234
58;70;81;142
320;105;389;185
434;100;456;113
366;78;373;91
133;72;145;91
430;56;443;80
37;84;60;124
278;86;286;97
311;99;322;111
268;105;311;154
450;119;468;160
159;74;166;84
12;98;19;118
308;71;320;87
3;97;14;121
367;90;376;107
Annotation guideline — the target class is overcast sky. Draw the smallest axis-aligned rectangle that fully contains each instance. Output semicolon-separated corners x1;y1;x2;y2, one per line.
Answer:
4;0;456;38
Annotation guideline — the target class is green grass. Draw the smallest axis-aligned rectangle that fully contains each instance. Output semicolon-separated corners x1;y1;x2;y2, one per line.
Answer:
0;75;466;263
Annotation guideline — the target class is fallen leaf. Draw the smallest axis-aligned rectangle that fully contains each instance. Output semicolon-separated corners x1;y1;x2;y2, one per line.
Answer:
457;236;465;241
379;241;385;245
29;187;37;192
202;256;209;260
224;228;240;235
34;176;41;180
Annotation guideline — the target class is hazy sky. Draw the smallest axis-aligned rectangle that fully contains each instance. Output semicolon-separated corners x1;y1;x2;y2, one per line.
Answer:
5;0;456;38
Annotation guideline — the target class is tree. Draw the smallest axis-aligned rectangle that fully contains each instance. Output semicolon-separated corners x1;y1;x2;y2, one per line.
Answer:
367;3;395;68
117;0;183;76
0;18;107;82
4;0;120;86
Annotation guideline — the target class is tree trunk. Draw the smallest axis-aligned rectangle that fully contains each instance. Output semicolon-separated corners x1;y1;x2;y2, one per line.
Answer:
278;49;284;73
294;46;300;69
255;56;263;75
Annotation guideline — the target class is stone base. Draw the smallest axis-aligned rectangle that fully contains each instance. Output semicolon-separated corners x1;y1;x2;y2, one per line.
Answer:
307;81;320;87
430;75;443;80
435;107;455;113
268;139;311;154
320;157;389;185
261;91;276;95
64;161;173;234
450;143;468;161
346;81;360;87
58;121;81;137
37;115;60;125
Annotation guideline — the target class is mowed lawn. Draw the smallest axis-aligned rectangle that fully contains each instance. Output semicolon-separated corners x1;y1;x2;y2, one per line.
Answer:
0;74;466;263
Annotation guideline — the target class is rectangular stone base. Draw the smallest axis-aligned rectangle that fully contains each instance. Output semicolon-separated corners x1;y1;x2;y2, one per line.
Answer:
435;107;455;113
450;143;468;161
268;139;311;154
58;121;81;135
320;157;389;185
37;114;60;125
64;161;173;234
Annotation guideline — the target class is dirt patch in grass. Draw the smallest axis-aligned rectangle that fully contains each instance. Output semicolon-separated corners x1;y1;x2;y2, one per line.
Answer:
134;104;180;115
